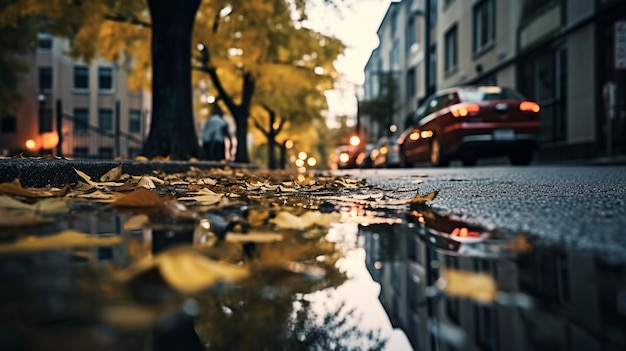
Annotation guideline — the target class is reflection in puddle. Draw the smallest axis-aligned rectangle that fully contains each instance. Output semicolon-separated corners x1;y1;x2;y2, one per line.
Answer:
361;207;626;351
2;195;626;351
0;204;391;351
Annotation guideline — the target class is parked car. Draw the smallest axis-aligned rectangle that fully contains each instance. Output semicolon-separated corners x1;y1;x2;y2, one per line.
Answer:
370;136;401;168
398;85;540;167
355;143;375;168
333;145;360;169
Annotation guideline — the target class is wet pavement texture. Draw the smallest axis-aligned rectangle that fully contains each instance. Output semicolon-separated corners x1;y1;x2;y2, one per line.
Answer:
1;161;626;351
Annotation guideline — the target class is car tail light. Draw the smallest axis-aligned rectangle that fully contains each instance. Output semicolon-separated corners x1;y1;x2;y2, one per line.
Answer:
519;101;540;113
451;103;480;118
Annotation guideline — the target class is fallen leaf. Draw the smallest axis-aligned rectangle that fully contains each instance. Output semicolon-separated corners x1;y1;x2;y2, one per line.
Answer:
409;190;439;205
124;214;150;230
270;210;341;230
0;195;34;210
0;230;122;253
225;232;283;243
112;188;169;208
137;176;156;189
0;209;49;228
100;164;123;182
178;188;223;205
116;249;249;294
75;168;125;187
0;179;54;198
33;197;70;214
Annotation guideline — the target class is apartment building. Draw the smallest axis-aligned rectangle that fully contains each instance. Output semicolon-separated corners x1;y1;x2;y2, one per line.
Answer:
363;0;626;161
0;33;150;159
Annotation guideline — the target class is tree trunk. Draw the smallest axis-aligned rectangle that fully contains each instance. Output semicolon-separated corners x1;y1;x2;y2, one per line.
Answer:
267;109;277;169
232;72;255;164
143;0;201;159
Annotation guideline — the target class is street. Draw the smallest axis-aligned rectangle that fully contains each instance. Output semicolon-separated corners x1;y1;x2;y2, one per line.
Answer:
344;164;626;263
338;164;626;350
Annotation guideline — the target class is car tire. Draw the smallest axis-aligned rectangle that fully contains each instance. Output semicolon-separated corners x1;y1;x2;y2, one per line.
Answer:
429;138;448;167
509;152;533;165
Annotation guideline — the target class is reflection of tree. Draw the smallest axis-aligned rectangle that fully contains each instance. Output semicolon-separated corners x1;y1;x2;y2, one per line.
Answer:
195;291;387;351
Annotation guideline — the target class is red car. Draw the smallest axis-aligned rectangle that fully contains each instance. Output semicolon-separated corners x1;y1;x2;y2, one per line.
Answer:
398;85;540;167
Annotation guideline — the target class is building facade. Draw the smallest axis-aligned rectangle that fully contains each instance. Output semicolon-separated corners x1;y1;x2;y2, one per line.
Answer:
363;0;626;161
0;33;150;159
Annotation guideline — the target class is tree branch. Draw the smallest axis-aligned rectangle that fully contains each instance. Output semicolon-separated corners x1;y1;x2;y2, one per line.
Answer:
104;12;152;28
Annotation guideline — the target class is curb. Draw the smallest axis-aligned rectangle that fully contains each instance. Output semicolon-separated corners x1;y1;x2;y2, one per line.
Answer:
0;158;258;188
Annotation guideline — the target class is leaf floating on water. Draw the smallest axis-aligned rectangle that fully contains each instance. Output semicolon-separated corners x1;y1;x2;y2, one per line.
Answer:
226;232;283;243
117;249;249;294
270;210;341;230
112;188;169;208
0;230;122;253
178;188;223;205
442;268;497;303
124;214;150;230
100;164;123;182
0;196;69;214
0;195;34;210
0;209;49;229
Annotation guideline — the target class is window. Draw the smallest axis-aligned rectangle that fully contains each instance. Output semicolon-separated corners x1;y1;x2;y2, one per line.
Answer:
444;25;458;73
98;147;114;159
390;40;400;68
38;107;53;133
73;108;89;134
1;114;17;133
473;0;495;54
98;66;114;92
406;17;416;54
428;46;437;94
37;33;52;51
406;67;416;99
73;65;89;91
73;147;89;158
38;67;52;92
129;109;141;133
390;10;397;37
98;108;113;132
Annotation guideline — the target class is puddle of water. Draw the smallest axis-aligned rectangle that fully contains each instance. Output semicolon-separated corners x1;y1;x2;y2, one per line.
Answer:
361;206;626;351
1;193;625;351
0;202;397;351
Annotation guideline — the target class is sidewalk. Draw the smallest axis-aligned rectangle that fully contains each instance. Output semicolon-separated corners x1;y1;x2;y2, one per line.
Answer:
0;158;256;188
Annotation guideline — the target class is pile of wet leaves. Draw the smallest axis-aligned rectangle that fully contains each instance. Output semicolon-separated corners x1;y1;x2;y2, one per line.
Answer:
0;164;440;351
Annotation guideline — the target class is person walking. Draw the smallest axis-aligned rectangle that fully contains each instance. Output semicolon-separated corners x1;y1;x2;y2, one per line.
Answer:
202;103;233;161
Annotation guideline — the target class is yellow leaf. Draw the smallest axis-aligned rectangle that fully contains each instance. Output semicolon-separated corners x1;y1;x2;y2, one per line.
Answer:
226;232;283;243
178;188;223;205
0;195;34;210
100;164;123;181
409;190;439;205
34;197;69;214
0;209;49;229
137;176;156;189
75;168;125;187
117;249;249;294
0;230;122;253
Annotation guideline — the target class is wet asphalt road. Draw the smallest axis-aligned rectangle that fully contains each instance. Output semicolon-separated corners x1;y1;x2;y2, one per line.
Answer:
340;165;626;264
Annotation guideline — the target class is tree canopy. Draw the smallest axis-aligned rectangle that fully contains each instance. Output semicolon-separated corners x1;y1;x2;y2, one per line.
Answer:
0;0;345;163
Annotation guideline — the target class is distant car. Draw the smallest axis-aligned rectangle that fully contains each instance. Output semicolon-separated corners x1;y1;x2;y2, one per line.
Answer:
333;145;360;169
370;136;401;168
398;85;540;167
355;143;375;168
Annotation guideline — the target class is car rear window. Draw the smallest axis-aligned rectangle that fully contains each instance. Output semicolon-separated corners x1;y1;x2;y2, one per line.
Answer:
458;87;525;102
